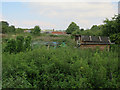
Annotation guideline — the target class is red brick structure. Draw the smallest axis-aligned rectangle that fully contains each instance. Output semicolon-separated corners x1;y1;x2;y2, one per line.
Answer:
51;32;66;35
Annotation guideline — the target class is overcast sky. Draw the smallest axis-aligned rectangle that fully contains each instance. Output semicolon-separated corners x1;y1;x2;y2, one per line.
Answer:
1;0;119;30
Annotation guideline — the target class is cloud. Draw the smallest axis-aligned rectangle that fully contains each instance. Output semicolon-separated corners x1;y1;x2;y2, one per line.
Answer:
21;20;56;29
26;2;117;29
31;2;116;18
2;2;118;30
2;0;119;2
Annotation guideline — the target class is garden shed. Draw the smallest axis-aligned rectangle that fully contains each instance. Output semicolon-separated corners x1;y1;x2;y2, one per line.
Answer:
74;35;112;50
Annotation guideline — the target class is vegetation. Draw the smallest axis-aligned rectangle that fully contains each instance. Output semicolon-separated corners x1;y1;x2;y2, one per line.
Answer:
110;33;120;44
32;26;41;35
102;15;120;36
70;14;120;44
1;14;120;88
15;28;24;33
66;22;80;34
2;46;120;88
4;36;32;54
1;21;16;33
102;14;120;44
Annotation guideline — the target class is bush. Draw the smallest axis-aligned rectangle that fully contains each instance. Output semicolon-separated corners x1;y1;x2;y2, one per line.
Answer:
4;39;16;53
50;34;58;37
4;36;32;53
2;46;119;88
110;33;120;44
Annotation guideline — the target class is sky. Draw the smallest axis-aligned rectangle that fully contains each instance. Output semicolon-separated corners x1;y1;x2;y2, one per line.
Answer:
1;0;119;30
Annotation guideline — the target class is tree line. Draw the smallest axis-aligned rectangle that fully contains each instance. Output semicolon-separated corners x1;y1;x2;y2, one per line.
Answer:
1;14;120;44
66;14;120;44
0;21;41;35
0;21;16;33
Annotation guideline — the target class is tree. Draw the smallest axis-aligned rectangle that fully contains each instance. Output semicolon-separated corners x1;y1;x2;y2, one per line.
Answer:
9;25;16;33
101;14;120;44
16;28;24;33
1;21;16;33
110;33;120;44
1;21;9;33
91;25;98;30
66;22;80;34
72;29;81;35
33;26;41;35
102;14;120;36
80;28;84;31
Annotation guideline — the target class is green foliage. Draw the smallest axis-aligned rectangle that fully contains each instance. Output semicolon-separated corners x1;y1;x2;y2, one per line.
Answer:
33;26;41;35
15;28;24;33
2;46;119;88
1;21;16;33
90;25;103;36
1;14;120;89
9;25;16;32
72;29;81;35
80;28;84;31
72;25;102;36
4;36;32;53
4;39;16;53
102;14;120;36
24;36;32;51
49;34;58;37
52;35;75;48
1;21;9;33
71;14;120;44
66;22;80;34
101;14;120;44
110;33;120;44
16;36;24;52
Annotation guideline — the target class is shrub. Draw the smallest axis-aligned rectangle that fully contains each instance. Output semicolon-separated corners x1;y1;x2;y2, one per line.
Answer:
16;36;24;52
2;46;119;88
4;36;32;53
4;39;16;53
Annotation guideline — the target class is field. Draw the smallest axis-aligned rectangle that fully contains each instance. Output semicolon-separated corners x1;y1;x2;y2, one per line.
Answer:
2;33;120;88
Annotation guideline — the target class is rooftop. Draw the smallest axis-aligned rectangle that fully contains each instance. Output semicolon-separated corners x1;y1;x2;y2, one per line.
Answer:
74;35;112;45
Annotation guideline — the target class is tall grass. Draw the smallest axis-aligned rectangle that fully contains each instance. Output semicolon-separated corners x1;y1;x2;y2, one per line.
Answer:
2;46;119;88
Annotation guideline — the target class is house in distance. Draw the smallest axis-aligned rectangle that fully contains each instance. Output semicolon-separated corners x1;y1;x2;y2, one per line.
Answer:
74;35;113;51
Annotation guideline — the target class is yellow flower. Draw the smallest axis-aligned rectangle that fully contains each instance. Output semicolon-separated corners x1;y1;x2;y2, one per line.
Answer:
80;67;83;69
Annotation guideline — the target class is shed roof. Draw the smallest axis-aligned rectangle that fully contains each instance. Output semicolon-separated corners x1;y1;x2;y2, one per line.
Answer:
74;35;111;45
100;36;109;41
91;36;99;41
81;35;90;41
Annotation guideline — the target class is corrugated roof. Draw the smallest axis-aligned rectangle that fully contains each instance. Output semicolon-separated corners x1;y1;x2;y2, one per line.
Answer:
91;36;100;41
101;36;109;41
77;35;111;45
81;35;90;41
